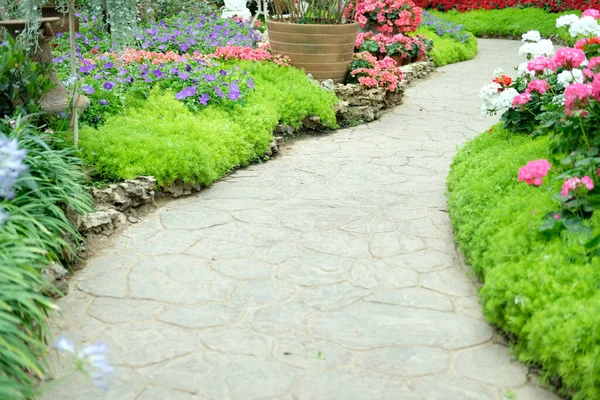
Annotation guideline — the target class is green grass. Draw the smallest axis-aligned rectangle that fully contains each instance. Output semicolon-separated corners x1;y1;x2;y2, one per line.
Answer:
428;8;579;44
417;27;479;66
77;61;339;187
447;125;600;400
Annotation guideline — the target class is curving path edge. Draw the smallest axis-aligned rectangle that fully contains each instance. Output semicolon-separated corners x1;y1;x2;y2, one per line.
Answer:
44;39;560;400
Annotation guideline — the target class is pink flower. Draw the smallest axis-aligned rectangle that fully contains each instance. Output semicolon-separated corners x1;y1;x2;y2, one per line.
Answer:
512;92;532;108
527;56;557;72
561;176;594;197
526;79;550;94
564;83;592;115
583;9;600;19
518;159;551;186
553;48;587;69
582;176;595;190
588;56;600;70
553;213;560;220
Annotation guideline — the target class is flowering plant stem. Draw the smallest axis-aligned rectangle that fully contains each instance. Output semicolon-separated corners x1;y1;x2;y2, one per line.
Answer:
67;0;80;147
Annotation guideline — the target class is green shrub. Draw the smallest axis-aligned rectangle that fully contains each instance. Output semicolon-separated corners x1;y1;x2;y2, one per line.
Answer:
77;61;339;186
428;8;578;44
416;26;478;66
447;125;600;400
0;116;93;399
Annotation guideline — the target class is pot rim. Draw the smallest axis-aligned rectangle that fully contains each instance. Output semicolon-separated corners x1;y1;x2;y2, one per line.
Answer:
267;20;360;28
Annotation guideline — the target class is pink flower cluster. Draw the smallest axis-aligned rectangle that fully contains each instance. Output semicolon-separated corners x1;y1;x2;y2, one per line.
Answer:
527;56;557;73
512;92;532;108
355;0;423;34
526;79;550;94
355;31;426;56
111;49;188;65
350;52;404;92
564;83;592;115
561;176;595;197
518;159;552;186
208;45;290;65
553;47;587;70
583;8;600;19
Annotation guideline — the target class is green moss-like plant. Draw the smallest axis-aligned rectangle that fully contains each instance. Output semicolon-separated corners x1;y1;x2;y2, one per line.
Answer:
78;61;338;186
428;8;578;44
416;27;478;66
447;125;600;400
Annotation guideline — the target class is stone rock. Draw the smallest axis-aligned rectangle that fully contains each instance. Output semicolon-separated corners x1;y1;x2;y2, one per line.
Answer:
91;176;156;211
162;180;201;198
276;124;296;136
302;115;324;130
321;79;335;92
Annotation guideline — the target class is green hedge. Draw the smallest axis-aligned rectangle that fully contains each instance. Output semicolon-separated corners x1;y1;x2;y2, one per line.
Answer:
447;126;600;400
417;27;478;66
77;61;338;187
428;8;578;44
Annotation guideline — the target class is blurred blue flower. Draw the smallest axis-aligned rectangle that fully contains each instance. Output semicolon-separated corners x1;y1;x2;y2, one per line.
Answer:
0;134;28;200
99;99;109;106
54;338;114;390
82;85;95;95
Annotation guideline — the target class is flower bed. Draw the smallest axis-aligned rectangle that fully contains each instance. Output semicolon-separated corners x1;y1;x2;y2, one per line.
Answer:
415;0;600;13
449;10;600;400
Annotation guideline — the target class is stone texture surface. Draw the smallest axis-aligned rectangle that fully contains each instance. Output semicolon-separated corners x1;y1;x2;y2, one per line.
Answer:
43;40;556;399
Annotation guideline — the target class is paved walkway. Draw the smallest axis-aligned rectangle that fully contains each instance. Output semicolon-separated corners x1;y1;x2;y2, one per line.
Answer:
44;39;560;400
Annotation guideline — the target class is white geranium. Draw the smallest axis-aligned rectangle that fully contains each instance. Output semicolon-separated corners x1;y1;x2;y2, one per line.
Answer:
518;39;555;58
479;84;518;115
498;88;519;108
568;16;600;37
556;14;580;28
522;30;541;43
517;62;535;78
557;69;584;87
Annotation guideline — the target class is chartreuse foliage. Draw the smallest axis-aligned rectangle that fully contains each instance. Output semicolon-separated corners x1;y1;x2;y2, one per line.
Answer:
416;26;478;66
77;61;339;186
447;125;600;400
428;9;578;44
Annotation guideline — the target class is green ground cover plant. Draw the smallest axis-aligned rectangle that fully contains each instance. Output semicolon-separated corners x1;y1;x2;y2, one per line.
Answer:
428;8;578;43
447;125;600;399
77;61;339;186
417;26;478;66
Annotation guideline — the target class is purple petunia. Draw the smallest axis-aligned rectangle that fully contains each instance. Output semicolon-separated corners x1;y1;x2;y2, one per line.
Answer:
203;74;216;82
103;81;114;90
198;93;210;105
219;69;227;76
179;72;190;80
227;82;240;101
247;79;254;89
214;86;224;98
99;99;108;106
103;61;114;69
153;69;163;78
179;43;190;52
175;86;197;100
82;85;95;95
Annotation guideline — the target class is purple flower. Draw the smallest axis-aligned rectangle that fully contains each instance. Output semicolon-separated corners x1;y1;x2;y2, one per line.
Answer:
179;72;190;80
247;80;254;89
0;134;28;200
175;86;197;100
93;74;103;80
152;69;163;78
103;81;114;90
55;32;63;38
203;74;216;82
219;69;227;76
99;99;108;106
227;82;240;101
179;43;190;52
79;64;95;74
214;86;224;98
199;93;210;105
82;85;95;95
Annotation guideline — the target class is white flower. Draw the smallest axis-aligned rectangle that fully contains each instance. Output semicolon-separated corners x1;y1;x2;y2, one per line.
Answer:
568;16;600;38
54;338;114;390
557;69;584;87
518;39;554;58
556;14;580;28
517;62;535;78
552;94;565;106
498;88;519;108
522;30;541;43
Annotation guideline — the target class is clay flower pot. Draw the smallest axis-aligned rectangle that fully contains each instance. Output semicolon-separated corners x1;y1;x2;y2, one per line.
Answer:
41;6;79;34
267;20;359;83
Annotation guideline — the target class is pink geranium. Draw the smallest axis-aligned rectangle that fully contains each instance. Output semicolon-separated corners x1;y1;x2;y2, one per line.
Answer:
518;159;551;186
512;92;532;108
564;83;592;115
583;8;600;19
526;79;550;94
588;56;600;70
527;56;557;73
561;176;595;197
553;48;587;70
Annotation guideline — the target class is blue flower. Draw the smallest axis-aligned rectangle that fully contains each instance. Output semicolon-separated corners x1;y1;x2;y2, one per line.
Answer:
198;93;210;105
227;82;240;101
175;86;197;100
247;79;254;89
203;74;216;82
0;134;28;200
214;86;224;98
152;69;163;78
219;69;227;76
103;81;114;90
54;338;114;391
82;85;95;95
99;99;108;106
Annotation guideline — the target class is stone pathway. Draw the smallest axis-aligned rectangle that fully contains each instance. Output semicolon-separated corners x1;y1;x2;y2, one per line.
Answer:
44;39;560;400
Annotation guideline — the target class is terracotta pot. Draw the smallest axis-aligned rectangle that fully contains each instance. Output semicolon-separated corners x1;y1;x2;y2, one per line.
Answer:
267;21;359;83
416;53;427;62
41;7;79;34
